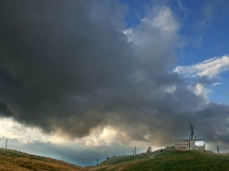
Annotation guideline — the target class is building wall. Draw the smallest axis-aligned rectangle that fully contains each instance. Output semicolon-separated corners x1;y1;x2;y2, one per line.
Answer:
175;139;189;150
175;139;205;150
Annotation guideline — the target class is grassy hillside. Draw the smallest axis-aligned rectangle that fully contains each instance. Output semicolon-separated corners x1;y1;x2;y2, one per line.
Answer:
2;146;229;171
0;148;88;171
88;147;229;171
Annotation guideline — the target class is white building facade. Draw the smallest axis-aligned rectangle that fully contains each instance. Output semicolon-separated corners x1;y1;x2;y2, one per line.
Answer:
175;138;205;150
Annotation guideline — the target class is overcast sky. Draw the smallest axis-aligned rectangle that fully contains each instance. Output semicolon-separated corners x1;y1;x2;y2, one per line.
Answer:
1;0;229;166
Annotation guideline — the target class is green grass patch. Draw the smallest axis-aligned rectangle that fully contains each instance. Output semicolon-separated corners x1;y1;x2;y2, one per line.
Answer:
90;148;229;171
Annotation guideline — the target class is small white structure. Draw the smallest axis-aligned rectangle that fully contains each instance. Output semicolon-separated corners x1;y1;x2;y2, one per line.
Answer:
175;122;205;150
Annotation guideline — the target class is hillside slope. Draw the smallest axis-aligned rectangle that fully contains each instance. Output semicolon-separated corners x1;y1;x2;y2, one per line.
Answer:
88;147;229;171
0;148;88;171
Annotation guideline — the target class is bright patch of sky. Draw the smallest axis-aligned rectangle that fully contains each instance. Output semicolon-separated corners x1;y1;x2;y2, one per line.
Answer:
174;55;229;104
0;118;67;144
119;0;152;28
177;1;229;65
121;0;229;104
174;56;229;78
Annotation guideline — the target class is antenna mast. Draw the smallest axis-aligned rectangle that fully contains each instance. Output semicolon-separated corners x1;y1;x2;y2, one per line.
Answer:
96;158;99;165
189;121;195;139
217;145;219;153
5;139;8;149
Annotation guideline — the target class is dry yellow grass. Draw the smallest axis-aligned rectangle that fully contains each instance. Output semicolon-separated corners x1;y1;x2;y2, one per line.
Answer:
0;148;88;171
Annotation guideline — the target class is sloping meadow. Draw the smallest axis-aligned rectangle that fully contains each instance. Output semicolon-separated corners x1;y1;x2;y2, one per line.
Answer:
0;148;87;171
88;147;229;171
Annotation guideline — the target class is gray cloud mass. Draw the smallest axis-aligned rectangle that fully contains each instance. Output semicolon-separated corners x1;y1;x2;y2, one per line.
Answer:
0;0;229;148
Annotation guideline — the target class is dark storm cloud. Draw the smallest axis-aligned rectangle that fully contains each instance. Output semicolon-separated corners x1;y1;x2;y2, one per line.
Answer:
0;0;229;147
0;102;11;116
0;0;134;134
195;103;229;140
